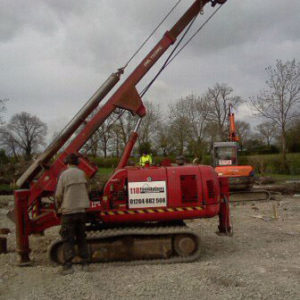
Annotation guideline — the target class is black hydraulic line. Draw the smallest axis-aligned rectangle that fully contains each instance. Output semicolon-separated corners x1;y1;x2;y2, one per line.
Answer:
123;0;183;69
140;14;198;97
140;3;225;97
165;3;224;67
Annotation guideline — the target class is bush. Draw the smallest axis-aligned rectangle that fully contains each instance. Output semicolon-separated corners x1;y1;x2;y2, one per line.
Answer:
202;155;212;165
0;184;13;195
242;153;300;175
89;157;121;168
288;153;300;175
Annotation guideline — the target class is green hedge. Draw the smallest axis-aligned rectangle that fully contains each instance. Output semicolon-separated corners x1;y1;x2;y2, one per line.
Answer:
89;153;300;175
238;153;300;175
90;157;121;168
0;184;13;195
1;153;298;195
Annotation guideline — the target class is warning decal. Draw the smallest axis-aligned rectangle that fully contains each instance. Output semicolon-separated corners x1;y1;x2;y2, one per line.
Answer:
128;181;167;209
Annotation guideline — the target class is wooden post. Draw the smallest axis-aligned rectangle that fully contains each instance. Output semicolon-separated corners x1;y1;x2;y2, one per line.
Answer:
0;237;7;254
272;204;279;219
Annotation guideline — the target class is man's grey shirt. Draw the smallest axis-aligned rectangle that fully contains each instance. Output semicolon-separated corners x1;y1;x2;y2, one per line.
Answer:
55;166;90;215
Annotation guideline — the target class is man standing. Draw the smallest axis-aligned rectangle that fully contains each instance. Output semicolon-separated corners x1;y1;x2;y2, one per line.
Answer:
139;152;152;167
175;155;185;166
55;153;90;275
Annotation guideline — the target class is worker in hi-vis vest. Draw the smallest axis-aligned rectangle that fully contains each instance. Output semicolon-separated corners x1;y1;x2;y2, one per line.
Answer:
139;152;152;167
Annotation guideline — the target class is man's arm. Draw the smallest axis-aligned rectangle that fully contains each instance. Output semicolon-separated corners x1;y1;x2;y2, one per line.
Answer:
55;175;64;211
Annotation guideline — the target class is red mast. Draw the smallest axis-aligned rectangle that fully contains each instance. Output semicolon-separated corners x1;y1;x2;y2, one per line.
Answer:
17;0;229;206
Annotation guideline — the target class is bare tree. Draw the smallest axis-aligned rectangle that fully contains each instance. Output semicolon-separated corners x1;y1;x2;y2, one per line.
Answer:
167;94;212;158
0;99;8;125
110;123;123;157
235;120;251;150
96;115;115;158
205;83;243;141
186;95;210;160
117;111;137;146
82;109;121;157
154;121;173;156
0;128;19;158
168;115;191;155
107;101;161;157
1;112;47;160
255;121;277;147
286;119;300;152
250;59;300;171
168;99;193;155
138;101;161;147
82;131;101;157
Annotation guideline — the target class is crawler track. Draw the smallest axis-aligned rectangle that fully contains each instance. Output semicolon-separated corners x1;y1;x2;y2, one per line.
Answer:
230;190;271;202
230;190;282;203
49;225;201;265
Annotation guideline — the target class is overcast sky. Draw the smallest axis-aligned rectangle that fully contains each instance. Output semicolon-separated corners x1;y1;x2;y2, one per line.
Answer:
1;0;300;140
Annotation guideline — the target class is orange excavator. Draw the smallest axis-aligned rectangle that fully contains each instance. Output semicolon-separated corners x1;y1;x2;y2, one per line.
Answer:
213;105;270;201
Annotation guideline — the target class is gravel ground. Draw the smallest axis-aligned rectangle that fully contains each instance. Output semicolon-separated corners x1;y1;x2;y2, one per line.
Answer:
0;195;300;300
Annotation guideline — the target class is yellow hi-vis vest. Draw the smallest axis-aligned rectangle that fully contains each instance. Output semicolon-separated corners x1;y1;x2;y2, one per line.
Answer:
139;154;152;167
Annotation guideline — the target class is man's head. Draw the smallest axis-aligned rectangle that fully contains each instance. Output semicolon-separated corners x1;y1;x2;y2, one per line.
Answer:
65;153;79;166
176;155;185;166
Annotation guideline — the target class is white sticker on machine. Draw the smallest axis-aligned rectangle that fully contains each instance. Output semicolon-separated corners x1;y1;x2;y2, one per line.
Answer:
219;159;232;166
128;181;167;208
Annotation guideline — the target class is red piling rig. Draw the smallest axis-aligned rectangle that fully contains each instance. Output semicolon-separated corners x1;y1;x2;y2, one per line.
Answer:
14;0;231;264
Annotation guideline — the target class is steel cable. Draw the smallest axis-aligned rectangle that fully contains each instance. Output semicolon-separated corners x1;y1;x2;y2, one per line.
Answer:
123;0;183;69
140;3;224;97
165;3;223;67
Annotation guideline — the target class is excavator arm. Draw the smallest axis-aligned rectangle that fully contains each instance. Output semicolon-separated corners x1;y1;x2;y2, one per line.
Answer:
228;104;239;142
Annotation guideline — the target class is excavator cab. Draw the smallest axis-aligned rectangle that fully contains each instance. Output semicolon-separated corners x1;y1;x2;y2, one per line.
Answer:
213;141;255;191
213;142;238;167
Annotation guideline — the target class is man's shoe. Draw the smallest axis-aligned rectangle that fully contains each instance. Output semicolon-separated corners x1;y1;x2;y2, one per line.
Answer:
59;265;74;276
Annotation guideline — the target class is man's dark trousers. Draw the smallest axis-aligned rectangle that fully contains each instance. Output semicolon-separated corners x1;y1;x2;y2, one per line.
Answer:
60;213;89;266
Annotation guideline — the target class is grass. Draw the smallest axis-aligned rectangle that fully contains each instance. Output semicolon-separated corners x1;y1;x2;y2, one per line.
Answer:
97;168;114;175
0;184;13;194
263;173;300;182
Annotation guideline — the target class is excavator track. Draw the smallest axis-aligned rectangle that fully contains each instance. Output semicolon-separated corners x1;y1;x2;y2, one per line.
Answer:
48;225;201;265
230;190;274;203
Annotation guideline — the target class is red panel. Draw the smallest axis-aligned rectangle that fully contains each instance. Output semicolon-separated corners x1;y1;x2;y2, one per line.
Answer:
180;174;198;203
127;167;167;182
200;165;220;206
166;166;204;207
